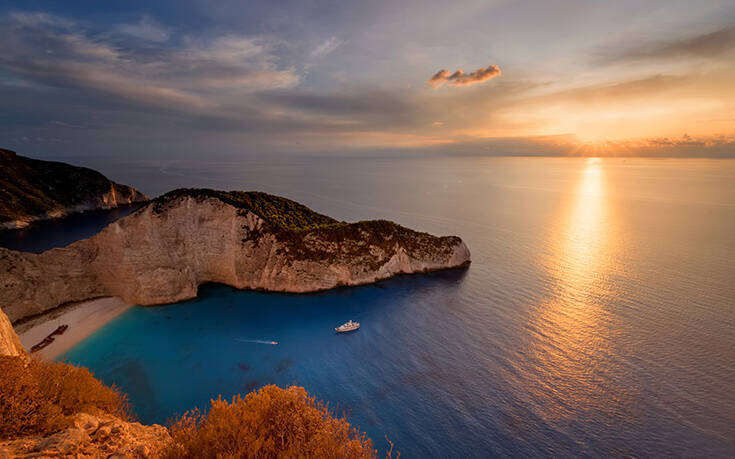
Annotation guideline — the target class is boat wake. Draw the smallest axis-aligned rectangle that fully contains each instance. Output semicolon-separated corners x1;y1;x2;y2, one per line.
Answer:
235;338;278;345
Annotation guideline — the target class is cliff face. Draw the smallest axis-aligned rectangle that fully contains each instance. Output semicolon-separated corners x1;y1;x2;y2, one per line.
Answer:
0;189;470;322
0;307;25;357
0;148;148;229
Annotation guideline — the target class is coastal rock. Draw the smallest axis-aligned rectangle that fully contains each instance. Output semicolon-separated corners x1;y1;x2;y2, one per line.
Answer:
0;306;25;357
0;189;471;322
0;412;171;458
0;148;147;230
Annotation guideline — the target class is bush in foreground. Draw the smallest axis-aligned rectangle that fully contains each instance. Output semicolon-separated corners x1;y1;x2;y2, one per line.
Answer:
164;384;378;459
0;356;131;439
1;357;392;458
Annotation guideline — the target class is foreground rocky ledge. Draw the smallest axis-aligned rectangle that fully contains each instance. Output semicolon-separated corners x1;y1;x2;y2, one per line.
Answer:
0;413;170;459
1;189;471;322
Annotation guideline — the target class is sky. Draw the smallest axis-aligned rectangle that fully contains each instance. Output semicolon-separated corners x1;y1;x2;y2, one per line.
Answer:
1;0;734;158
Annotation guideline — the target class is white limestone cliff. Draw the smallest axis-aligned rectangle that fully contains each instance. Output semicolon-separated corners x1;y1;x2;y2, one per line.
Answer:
0;191;471;322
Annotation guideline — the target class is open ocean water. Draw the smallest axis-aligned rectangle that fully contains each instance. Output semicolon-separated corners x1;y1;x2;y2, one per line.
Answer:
5;156;734;457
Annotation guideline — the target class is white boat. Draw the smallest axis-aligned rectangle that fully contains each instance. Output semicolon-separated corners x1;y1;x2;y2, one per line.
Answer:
335;320;360;333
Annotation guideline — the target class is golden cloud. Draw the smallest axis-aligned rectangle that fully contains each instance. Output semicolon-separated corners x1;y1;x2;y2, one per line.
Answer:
427;64;501;88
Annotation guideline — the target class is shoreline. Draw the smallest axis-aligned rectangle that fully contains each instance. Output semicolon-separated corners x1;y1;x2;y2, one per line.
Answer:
18;297;134;360
0;201;149;231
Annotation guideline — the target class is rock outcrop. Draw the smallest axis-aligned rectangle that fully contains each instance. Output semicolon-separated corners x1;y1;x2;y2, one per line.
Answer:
0;412;170;458
1;189;471;322
0;306;25;357
0;148;148;230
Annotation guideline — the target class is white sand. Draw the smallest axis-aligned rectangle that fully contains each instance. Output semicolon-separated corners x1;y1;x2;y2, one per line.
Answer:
18;297;134;360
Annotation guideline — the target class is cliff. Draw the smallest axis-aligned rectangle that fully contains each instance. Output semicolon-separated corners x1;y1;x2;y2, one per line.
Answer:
0;189;470;322
0;306;25;357
0;148;148;230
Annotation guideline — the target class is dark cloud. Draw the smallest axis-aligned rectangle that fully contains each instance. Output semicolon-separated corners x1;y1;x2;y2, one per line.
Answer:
0;12;299;112
427;64;501;88
257;89;417;127
410;134;735;158
0;11;442;151
644;134;706;147
598;25;735;64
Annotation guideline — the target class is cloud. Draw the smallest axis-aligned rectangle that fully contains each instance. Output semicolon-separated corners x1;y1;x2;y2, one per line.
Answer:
427;64;501;88
311;36;342;58
0;12;299;113
8;11;73;28
598;26;735;64
2;8;734;159
117;15;171;42
408;133;735;158
643;134;707;147
258;88;417;127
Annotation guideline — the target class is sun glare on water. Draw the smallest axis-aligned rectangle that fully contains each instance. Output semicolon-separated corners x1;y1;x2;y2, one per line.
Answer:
522;158;628;419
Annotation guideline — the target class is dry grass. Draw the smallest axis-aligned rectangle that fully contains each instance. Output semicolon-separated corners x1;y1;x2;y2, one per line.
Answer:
164;384;378;459
0;356;131;439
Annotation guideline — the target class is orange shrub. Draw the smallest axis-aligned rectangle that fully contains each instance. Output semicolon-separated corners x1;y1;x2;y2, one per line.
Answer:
0;356;131;439
0;356;63;438
164;385;377;459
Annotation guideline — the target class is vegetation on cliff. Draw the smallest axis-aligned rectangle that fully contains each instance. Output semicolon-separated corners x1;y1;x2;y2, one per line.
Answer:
164;385;379;458
281;219;464;268
0;356;131;439
0;148;147;226
152;188;340;231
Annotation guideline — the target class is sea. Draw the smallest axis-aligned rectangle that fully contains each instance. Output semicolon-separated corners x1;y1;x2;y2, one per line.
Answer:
3;156;734;457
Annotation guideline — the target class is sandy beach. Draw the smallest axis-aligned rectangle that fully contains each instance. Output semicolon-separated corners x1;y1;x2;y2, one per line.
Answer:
18;297;134;360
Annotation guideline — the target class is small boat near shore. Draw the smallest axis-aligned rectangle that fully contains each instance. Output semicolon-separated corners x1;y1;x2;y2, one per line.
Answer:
49;324;68;337
335;320;360;333
30;324;69;353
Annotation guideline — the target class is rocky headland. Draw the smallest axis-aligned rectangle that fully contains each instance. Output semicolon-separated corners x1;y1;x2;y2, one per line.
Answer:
1;188;471;323
0;148;148;230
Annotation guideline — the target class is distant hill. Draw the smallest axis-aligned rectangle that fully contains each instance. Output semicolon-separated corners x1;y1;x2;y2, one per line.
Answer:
0;149;148;230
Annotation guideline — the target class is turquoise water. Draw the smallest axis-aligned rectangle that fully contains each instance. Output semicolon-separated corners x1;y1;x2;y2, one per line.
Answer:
39;157;735;456
63;276;474;453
